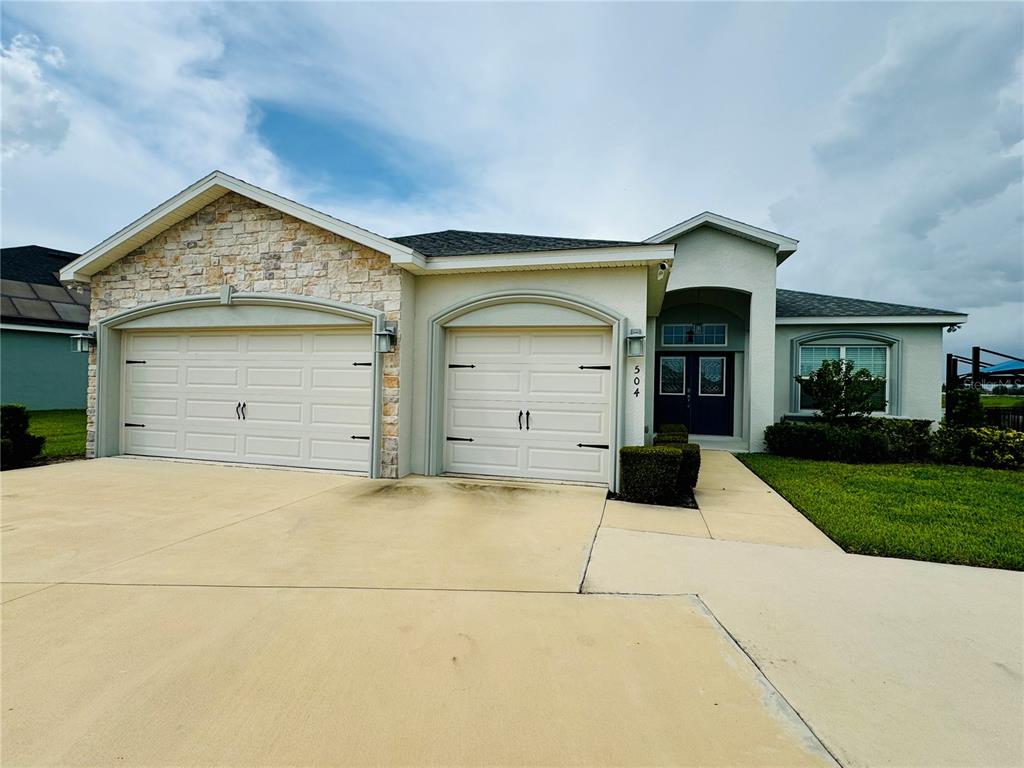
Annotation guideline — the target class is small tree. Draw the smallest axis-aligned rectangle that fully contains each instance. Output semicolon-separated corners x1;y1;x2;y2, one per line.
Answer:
797;359;886;424
945;387;985;427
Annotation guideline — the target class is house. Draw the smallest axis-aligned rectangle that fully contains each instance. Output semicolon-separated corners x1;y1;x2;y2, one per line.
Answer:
2;246;90;410
58;171;968;488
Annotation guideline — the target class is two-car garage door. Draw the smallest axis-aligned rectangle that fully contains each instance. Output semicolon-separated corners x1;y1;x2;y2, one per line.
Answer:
444;328;613;484
122;329;373;472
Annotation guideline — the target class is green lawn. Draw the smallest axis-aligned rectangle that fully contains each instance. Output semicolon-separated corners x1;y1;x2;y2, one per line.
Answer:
27;409;87;460
981;395;1024;408
739;454;1024;571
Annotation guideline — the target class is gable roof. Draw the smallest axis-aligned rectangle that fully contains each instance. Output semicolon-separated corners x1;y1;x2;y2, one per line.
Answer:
776;289;965;320
646;211;799;263
59;171;421;283
2;246;90;330
392;230;644;258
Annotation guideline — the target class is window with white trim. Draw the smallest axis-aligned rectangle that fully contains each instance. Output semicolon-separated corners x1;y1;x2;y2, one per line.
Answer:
662;323;727;346
799;345;888;412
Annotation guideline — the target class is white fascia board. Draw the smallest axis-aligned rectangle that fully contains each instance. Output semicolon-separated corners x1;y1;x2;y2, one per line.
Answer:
60;171;423;283
0;323;87;335
393;243;675;275
645;211;799;261
775;314;968;325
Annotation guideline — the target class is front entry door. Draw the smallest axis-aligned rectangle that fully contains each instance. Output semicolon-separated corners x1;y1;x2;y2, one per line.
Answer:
655;352;734;436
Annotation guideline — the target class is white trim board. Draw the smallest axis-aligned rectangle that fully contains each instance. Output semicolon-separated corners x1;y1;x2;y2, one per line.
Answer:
59;171;423;283
0;323;86;335
390;244;675;275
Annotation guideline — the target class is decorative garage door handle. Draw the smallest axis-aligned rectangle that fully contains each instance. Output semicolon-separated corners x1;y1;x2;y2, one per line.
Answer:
525;410;530;430
518;410;523;430
235;402;242;420
241;402;247;420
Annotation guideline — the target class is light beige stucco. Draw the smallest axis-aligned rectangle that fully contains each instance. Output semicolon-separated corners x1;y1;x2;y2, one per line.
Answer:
663;227;780;450
774;322;946;423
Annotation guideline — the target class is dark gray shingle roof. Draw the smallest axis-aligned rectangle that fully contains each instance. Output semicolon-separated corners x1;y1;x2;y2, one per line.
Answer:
1;246;90;330
776;289;961;318
391;229;644;257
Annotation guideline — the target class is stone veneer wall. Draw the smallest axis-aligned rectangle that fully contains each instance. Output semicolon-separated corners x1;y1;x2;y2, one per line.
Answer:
86;192;404;476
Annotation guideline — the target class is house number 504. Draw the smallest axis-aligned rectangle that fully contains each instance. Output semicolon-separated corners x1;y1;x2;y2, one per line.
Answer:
633;365;641;398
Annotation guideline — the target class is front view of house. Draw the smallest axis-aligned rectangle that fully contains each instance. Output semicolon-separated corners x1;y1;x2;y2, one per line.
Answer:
60;172;968;489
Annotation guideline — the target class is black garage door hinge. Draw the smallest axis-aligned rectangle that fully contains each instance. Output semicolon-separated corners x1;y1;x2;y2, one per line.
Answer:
578;365;611;370
352;362;372;367
577;443;609;449
124;422;146;428
448;364;476;369
125;360;147;365
446;436;474;442
350;435;370;440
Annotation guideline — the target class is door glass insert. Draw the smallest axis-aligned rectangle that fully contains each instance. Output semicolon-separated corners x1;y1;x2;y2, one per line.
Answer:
659;357;686;395
699;357;726;396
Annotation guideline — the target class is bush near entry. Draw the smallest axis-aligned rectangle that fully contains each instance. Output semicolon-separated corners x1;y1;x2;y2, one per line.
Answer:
1;404;46;469
618;444;701;505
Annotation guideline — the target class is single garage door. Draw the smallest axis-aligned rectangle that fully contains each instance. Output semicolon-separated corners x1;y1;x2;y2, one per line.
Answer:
444;327;613;484
122;328;373;472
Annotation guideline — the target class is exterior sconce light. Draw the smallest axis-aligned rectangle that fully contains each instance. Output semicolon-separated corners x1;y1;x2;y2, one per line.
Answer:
70;331;96;353
374;323;397;353
625;328;645;357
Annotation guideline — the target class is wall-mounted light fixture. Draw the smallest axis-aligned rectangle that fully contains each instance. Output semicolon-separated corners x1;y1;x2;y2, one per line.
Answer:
625;328;646;357
374;322;397;353
70;331;96;353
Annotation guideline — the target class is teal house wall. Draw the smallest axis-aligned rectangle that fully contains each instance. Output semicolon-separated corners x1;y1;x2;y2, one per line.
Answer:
1;329;88;410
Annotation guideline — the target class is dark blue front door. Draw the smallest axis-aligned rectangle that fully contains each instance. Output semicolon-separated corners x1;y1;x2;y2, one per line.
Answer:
654;352;734;436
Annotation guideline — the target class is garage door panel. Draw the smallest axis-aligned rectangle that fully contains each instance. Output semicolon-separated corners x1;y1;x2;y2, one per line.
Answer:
186;366;238;387
447;368;524;400
123;328;372;473
525;445;607;482
445;440;520;476
528;331;609;360
450;333;523;360
521;405;607;441
447;401;523;436
527;371;608;401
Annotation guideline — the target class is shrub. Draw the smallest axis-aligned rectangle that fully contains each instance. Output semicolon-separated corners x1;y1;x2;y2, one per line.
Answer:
946;388;985;427
932;425;1024;469
653;431;688;446
656;423;689;442
676;443;701;491
991;385;1010;395
765;421;890;463
0;404;46;469
862;418;933;462
797;358;886;423
619;446;683;505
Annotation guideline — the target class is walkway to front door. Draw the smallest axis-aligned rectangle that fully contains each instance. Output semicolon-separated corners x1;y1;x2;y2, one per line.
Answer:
654;351;735;435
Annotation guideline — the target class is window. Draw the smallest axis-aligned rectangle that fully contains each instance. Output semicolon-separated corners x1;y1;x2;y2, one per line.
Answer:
662;323;727;346
798;345;888;412
699;357;726;396
659;357;686;395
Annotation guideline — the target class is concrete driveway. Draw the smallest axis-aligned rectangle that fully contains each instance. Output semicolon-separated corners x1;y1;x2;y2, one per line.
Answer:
2;459;833;767
3;457;1021;767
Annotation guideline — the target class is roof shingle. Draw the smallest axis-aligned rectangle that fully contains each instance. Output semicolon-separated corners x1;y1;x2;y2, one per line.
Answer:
1;246;90;330
391;229;643;257
776;289;960;318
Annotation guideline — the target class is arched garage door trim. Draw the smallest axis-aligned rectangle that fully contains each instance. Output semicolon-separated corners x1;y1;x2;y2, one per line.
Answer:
94;293;386;477
424;290;627;490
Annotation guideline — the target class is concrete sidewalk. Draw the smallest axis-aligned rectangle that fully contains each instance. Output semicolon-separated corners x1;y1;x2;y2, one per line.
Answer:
602;450;840;551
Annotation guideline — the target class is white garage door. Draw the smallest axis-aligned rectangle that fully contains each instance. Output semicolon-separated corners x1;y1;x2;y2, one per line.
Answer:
122;328;373;472
444;328;613;484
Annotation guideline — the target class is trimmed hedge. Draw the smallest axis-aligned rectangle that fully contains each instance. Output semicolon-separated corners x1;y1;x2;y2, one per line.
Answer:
1;405;45;469
619;446;683;505
863;418;933;462
656;423;689;441
676;443;701;491
932;425;1024;469
765;421;890;463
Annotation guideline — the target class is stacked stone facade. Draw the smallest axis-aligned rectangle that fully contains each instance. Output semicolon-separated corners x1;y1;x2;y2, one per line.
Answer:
87;192;404;476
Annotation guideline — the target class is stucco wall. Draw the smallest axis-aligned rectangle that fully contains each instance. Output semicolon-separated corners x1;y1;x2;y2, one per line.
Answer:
773;323;945;423
1;329;88;410
662;227;779;449
407;267;650;476
86;192;405;476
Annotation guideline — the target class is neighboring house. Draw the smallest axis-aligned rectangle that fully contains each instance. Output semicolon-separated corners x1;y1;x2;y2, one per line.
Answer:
58;172;967;488
2;246;90;410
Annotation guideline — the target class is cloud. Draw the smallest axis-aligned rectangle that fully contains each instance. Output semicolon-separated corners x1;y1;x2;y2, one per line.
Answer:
1;33;70;158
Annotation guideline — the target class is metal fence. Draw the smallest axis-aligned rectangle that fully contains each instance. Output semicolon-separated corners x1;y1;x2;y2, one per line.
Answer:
985;407;1024;432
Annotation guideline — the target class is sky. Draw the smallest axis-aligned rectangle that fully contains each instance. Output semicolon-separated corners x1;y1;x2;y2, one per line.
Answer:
2;1;1022;360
